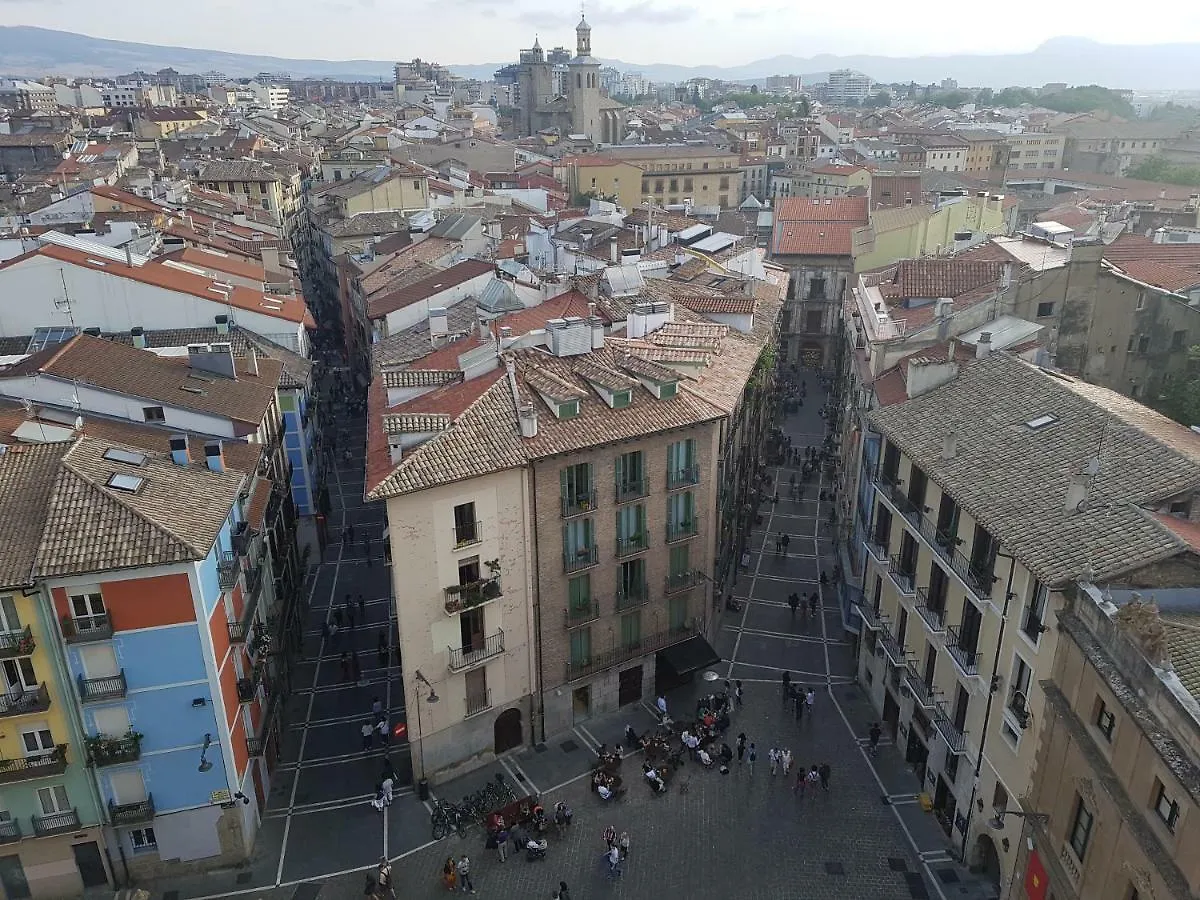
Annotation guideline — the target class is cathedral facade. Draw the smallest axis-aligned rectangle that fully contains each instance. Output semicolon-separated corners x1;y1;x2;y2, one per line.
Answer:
515;16;626;145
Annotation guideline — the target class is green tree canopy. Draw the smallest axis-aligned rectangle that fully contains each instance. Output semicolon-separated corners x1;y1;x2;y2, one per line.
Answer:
1154;346;1200;426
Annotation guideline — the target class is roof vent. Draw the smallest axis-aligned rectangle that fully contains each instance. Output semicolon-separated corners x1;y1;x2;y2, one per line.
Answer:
1064;474;1089;513
941;431;957;461
1024;414;1057;431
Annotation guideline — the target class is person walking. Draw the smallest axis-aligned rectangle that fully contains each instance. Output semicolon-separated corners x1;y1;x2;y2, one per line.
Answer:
768;746;779;776
321;621;332;645
341;652;352;683
371;696;384;718
358;593;367;620
747;742;757;775
788;593;799;618
782;747;793;776
606;845;621;879
377;631;389;667
805;687;815;718
795;687;805;724
376;857;396;900
868;722;882;757
376;718;389;747
736;733;746;763
351;652;363;685
807;765;821;796
602;824;616;852
333;607;344;630
793;767;807;800
455;854;475;893
818;762;831;792
495;821;509;862
735;680;744;707
360;721;374;752
381;773;394;806
781;533;790;555
346;602;356;631
781;670;791;704
555;882;572;900
618;831;630;860
809;592;819;618
656;695;668;718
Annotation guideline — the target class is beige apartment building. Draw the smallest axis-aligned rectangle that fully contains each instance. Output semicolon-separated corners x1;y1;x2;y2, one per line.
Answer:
368;287;780;778
603;145;744;209
855;351;1200;897
1013;575;1200;900
1007;133;1065;171
196;158;303;239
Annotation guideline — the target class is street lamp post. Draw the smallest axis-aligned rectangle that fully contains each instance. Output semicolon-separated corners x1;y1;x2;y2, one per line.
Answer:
411;669;439;801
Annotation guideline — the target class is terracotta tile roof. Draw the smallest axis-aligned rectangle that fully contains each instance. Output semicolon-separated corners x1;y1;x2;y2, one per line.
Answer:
0;442;69;587
36;435;243;578
73;414;263;473
886;259;1006;301
358;237;458;294
163;247;266;282
1111;259;1200;293
408;335;485;372
367;259;494;319
392;367;504;418
2;334;282;430
497;291;596;334
771;222;859;257
0;242;312;327
870;353;1200;585
245;477;273;530
775;196;870;224
562;155;642;169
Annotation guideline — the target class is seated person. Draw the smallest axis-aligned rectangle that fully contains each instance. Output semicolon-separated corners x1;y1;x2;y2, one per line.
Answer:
697;747;714;768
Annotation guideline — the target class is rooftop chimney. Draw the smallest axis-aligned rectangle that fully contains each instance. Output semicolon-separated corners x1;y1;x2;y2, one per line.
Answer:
169;434;189;466
429;307;449;339
518;403;538;438
124;246;134;268
245;345;259;377
215;314;230;335
941;431;957;461
131;326;146;349
609;236;618;264
1064;474;1089;513
975;332;992;359
203;441;225;473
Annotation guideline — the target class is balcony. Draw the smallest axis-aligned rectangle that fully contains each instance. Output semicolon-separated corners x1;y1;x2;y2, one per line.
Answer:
228;619;249;643
448;629;505;672
877;626;907;667
87;733;141;767
933;702;968;755
863;539;889;563
32;808;81;837
874;480;994;606
61;613;113;644
563;545;599;574
914;588;946;634
665;570;702;594
244;563;265;604
857;602;886;631
888;555;917;595
615;533;649;558
0;626;34;659
904;665;938;710
465;689;493;718
566;619;701;682
561;491;597;519
946;626;982;678
452;521;483;550
666;517;700;544
615;582;650;612
0;819;19;844
444;577;503;615
615;479;648;504
667;466;700;491
247;695;280;758
109;794;155;826
0;684;51;718
78;670;127;702
565;600;600;627
218;551;239;590
0;745;67;784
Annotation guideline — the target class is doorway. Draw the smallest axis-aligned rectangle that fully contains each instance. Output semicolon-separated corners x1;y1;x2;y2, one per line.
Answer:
0;855;29;899
493;708;522;754
571;686;591;723
973;833;1002;887
72;842;108;888
617;666;643;706
904;727;928;785
882;690;900;740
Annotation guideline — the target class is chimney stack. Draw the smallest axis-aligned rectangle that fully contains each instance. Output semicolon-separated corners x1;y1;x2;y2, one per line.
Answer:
204;441;225;473
1064;474;1089;513
975;332;992;359
215;314;230;335
609;236;618;264
429;307;448;339
518;403;538;438
169;434;189;466
245;345;259;377
131;326;146;349
941;431;957;461
188;343;237;379
125;245;134;268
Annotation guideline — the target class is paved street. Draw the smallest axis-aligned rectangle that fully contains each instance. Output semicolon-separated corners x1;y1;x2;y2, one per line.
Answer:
143;377;998;900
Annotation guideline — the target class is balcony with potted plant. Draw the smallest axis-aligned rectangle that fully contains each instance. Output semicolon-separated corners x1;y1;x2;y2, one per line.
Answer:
443;560;503;615
86;731;143;767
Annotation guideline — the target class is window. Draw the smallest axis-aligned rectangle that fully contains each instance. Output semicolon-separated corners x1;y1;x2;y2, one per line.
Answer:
560;463;593;512
1154;780;1180;831
612;389;631;409
567;575;592;621
129;827;157;851
1036;301;1055;318
620;611;641;649
659;381;677;399
413;180;422;190
69;591;107;632
1138;335;1150;354
142;406;165;423
2;657;37;692
806;310;824;332
667;491;695;537
1094;698;1116;741
669;179;678;192
562;518;595;560
669;595;688;629
615;451;644;500
1172;330;1187;351
668;543;690;578
666;439;697;486
261;199;270;210
1009;657;1031;723
0;596;21;635
452;502;479;547
21;726;54;756
569;626;591;666
616;504;647;552
1022;581;1048;643
37;785;69;816
1136;291;1147;310
1068;796;1094;860
557;399;579;420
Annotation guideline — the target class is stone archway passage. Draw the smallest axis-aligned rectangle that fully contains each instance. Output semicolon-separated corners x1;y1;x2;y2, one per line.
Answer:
800;342;825;369
494;707;523;754
973;833;1002;887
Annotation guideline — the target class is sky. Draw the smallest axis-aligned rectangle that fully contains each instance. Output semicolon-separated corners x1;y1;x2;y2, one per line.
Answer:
3;0;1200;66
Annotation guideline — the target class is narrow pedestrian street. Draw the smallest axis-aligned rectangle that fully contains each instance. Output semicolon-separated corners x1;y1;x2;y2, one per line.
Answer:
142;370;997;900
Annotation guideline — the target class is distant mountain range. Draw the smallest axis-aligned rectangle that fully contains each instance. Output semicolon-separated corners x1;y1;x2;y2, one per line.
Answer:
2;28;1200;91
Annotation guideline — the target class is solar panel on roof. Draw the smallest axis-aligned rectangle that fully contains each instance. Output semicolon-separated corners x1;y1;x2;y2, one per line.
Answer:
27;326;79;354
102;447;147;466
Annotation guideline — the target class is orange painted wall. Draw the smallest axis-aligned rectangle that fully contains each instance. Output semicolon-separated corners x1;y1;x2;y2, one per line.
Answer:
248;696;263;735
51;587;69;621
230;583;245;622
101;573;197;630
209;604;231;671
218;658;241;732
230;713;250;781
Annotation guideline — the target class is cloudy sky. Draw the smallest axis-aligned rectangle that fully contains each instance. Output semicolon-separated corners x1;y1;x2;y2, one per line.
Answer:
4;0;1200;65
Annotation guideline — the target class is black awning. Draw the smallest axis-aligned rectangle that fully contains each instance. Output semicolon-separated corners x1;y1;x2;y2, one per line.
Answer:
657;635;721;677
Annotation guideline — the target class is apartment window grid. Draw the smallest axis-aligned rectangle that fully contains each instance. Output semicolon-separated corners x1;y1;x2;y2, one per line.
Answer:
1094;698;1116;741
1153;780;1181;831
1068;796;1094;861
570;627;592;667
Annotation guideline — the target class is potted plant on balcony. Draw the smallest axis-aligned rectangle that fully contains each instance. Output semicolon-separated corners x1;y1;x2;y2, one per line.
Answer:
482;560;502;599
15;633;34;656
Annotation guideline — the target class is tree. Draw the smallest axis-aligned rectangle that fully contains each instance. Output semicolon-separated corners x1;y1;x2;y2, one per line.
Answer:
1127;154;1200;186
976;87;994;106
1154;346;1200;426
750;84;759;94
864;90;892;108
994;86;1037;107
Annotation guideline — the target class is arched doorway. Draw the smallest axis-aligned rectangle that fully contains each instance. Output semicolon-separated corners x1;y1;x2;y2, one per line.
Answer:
494;708;523;754
973;833;1002;888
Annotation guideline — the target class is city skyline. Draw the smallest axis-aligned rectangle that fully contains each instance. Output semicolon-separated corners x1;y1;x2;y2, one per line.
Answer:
0;0;1198;69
